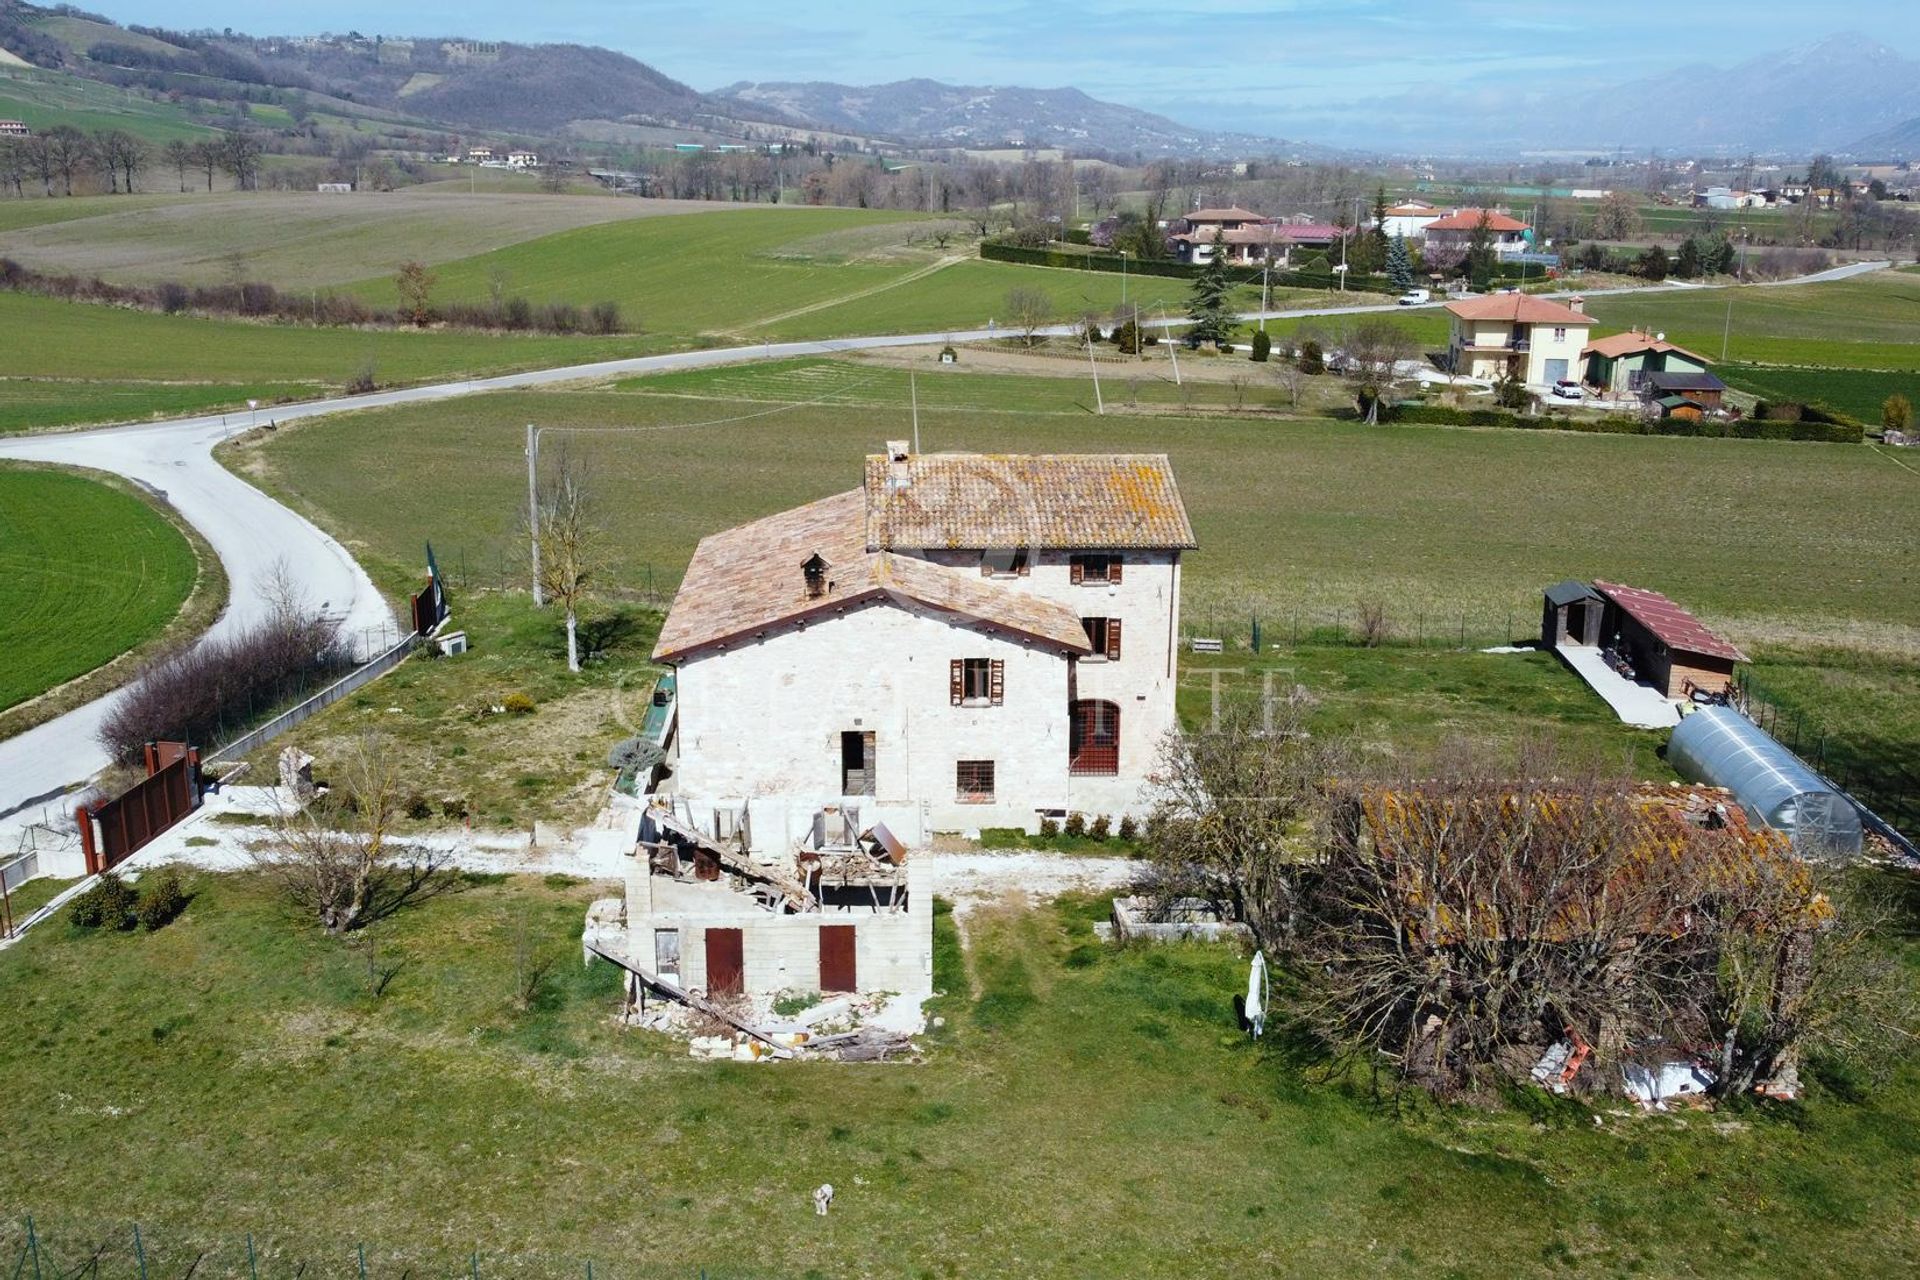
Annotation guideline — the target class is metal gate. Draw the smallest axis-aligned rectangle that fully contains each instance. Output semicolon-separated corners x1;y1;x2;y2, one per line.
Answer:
76;742;200;875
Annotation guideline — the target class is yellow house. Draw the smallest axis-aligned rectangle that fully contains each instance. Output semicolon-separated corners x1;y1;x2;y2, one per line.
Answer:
1444;294;1592;388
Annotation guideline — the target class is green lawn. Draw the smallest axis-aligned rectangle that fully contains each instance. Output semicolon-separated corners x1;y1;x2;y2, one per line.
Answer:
1744;648;1920;835
0;377;317;435
1720;364;1920;423
0;464;199;711
0;66;216;145
1584;272;1920;370
2;872;1915;1276
225;360;1918;652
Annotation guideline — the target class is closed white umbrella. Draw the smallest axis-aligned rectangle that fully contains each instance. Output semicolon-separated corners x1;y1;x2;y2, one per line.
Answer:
1246;951;1268;1039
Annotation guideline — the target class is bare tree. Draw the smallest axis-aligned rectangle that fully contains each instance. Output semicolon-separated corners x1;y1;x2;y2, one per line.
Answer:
1273;357;1307;410
1339;317;1419;424
218;130;263;191
253;735;455;935
1003;286;1054;347
1145;695;1337;950
162;139;193;192
0;139;24;199
42;126;87;197
190;140;220;192
393;260;436;326
531;451;601;672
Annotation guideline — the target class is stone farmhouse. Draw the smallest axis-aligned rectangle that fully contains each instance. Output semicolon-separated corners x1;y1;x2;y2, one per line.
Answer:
650;445;1196;854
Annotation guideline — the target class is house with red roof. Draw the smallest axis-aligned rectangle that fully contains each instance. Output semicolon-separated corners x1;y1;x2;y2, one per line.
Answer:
1592;581;1747;700
1444;293;1592;388
1421;207;1533;261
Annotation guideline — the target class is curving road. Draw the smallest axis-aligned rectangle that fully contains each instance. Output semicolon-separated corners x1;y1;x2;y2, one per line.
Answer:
0;259;1890;821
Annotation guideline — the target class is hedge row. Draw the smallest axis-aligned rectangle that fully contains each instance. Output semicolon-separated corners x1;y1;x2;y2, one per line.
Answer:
1384;402;1862;443
979;241;1399;295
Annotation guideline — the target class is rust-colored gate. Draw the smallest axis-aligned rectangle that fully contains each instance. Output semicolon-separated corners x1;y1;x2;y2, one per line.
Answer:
76;741;200;875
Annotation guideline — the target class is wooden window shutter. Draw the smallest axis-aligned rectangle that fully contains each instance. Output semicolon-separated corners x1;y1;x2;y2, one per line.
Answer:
1109;557;1123;584
1106;619;1122;662
950;659;963;706
1069;557;1085;585
989;659;1005;705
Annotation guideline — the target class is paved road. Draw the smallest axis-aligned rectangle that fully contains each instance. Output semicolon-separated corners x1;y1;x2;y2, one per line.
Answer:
0;258;1890;822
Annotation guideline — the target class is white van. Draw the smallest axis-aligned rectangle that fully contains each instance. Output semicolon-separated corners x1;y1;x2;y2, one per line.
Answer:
1396;289;1431;306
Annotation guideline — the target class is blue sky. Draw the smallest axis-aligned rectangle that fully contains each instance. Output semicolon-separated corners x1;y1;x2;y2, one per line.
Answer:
100;2;1919;144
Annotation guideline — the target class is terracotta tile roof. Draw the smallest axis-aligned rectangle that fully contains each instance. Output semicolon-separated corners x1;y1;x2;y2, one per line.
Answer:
1182;206;1267;222
653;489;1093;661
1445;294;1592;326
1384;203;1438;216
1581;331;1710;363
863;453;1196;552
1424;207;1531;233
1595;581;1748;663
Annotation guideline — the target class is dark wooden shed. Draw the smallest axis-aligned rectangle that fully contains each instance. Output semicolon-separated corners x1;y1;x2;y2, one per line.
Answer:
1541;580;1604;649
1594;581;1747;700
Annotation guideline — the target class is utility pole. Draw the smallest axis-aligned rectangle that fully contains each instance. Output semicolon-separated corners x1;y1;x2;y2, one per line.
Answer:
1086;336;1105;414
910;370;921;453
525;423;544;607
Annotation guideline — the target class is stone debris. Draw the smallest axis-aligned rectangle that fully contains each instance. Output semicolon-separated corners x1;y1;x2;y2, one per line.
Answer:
277;748;317;807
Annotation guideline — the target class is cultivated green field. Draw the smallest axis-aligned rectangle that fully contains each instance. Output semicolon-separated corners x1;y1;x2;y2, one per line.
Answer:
0;66;215;144
3;872;1915;1277
1720;364;1920;422
0;377;315;434
1584;272;1920;369
0;464;199;711
0;191;723;289
226;361;1919;651
0;292;665;421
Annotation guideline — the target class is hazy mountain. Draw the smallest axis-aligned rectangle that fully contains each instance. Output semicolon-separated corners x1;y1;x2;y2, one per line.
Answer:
1852;115;1920;157
712;77;1309;158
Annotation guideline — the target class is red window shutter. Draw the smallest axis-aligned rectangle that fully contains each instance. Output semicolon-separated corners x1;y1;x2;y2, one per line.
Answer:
950;659;963;706
1106;619;1122;661
1070;557;1085;585
989;659;1005;705
1109;557;1123;584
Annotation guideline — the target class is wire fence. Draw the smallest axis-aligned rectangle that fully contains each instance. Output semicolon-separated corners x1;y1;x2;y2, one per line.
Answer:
0;1217;732;1280
1180;603;1530;653
1735;671;1918;841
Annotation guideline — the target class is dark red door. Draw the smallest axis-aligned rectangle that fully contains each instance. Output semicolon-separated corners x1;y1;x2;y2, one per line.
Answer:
705;928;744;996
819;925;857;993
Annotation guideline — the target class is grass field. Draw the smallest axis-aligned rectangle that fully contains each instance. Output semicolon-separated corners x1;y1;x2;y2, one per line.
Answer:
0;66;215;145
2;871;1916;1277
224;361;1919;653
1720;364;1920;423
0;191;724;290
0;377;316;434
0;464;199;711
0;292;665;410
1584;272;1920;370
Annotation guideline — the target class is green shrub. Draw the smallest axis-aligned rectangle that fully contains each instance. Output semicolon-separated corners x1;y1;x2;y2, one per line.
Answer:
440;795;469;819
70;873;138;931
1038;817;1061;838
135;869;187;931
1117;814;1139;841
1249;330;1271;362
502;691;536;716
1087;815;1112;841
1063;812;1087;838
1297;341;1325;375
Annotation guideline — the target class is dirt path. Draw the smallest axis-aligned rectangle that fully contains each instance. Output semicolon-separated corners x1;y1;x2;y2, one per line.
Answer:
740;254;967;331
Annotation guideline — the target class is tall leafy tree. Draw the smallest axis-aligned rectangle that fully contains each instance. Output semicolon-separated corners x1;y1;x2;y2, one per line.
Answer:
1386;232;1414;292
1185;230;1236;348
1463;211;1498;288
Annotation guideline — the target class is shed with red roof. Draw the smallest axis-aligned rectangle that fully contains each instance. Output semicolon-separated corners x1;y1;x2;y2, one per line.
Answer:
1593;580;1747;700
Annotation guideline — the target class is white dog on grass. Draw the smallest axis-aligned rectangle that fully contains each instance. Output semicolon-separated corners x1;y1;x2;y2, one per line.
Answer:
813;1183;834;1216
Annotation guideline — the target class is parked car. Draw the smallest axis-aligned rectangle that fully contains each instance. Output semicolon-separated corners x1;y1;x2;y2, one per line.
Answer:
1550;380;1584;402
1396;289;1431;306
